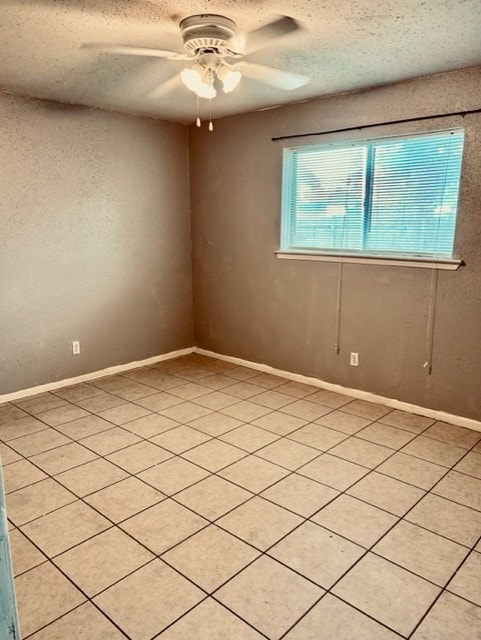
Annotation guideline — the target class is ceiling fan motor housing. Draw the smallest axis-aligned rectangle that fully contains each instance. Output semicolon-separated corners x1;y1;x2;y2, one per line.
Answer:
180;14;237;54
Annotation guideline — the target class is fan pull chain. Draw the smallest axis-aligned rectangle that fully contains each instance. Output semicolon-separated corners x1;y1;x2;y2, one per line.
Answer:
208;99;214;132
196;96;201;127
194;96;214;131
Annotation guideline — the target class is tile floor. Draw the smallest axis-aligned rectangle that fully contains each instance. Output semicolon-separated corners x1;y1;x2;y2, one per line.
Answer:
1;353;481;639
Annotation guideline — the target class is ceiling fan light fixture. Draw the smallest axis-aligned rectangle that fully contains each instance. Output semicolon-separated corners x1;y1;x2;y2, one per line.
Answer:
180;65;216;99
217;64;242;93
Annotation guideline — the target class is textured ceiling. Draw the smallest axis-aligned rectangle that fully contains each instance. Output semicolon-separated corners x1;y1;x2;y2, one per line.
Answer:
1;0;481;124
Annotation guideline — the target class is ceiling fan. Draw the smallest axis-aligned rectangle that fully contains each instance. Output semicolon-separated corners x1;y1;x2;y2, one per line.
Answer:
81;14;310;127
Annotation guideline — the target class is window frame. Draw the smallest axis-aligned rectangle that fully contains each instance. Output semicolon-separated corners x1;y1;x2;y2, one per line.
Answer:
279;127;465;268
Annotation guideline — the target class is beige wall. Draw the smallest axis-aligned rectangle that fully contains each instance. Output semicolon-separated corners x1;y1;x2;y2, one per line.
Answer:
2;67;481;421
190;66;481;421
0;95;193;394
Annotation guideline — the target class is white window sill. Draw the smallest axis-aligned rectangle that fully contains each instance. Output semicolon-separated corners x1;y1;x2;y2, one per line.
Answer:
276;251;463;270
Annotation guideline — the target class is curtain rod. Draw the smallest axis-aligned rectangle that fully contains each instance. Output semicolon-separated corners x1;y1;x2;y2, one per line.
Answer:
271;106;481;142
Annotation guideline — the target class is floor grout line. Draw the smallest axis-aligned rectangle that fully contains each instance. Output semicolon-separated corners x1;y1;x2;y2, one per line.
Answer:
3;355;481;639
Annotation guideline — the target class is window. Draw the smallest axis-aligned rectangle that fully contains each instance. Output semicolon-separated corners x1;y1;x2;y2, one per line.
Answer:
281;129;464;261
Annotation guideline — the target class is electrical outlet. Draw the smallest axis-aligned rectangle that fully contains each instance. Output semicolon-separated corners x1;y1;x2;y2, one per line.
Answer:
350;352;359;366
72;341;80;355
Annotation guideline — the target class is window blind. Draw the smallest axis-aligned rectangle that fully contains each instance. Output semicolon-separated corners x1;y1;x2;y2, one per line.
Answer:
281;128;464;259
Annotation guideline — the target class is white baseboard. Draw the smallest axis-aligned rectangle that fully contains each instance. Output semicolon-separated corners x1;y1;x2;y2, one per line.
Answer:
0;347;195;404
3;344;480;434
195;347;481;433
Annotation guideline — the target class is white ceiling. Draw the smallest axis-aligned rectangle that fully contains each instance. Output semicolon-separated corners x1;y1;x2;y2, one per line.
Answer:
1;0;481;124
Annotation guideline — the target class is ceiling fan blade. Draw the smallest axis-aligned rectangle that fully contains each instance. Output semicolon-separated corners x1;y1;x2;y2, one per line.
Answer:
147;74;183;100
230;15;303;54
239;62;309;90
80;42;192;61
